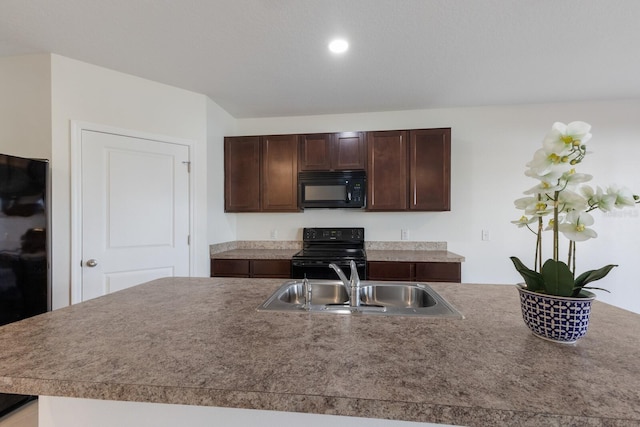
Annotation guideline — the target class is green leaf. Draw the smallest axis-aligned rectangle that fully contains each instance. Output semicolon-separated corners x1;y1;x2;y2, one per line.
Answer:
541;259;574;297
578;286;611;294
509;256;544;292
574;265;618;289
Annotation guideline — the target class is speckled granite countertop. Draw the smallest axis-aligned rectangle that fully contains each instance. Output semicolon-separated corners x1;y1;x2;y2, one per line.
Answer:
366;249;464;263
211;248;299;260
210;240;465;263
0;277;638;426
211;248;464;263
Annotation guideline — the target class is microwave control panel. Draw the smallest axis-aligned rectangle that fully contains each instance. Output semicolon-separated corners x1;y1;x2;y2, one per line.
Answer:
349;181;363;203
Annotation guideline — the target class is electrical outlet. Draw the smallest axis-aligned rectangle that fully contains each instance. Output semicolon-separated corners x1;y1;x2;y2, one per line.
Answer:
481;229;490;241
401;229;409;240
270;229;278;239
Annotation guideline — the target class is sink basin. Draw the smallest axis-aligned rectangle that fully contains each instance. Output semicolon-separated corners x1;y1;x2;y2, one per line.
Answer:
359;284;437;308
258;280;463;318
276;280;349;305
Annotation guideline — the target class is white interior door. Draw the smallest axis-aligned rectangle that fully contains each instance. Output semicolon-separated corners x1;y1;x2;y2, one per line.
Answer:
80;129;190;301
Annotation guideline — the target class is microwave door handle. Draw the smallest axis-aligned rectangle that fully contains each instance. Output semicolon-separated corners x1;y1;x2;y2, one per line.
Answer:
347;189;352;202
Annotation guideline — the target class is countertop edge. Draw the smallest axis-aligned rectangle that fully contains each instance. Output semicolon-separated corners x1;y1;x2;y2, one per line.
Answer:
1;377;627;426
210;248;466;263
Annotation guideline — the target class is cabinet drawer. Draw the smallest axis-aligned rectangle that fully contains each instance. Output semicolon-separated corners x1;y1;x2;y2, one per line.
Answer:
251;260;291;278
414;262;461;282
367;261;413;281
211;259;250;277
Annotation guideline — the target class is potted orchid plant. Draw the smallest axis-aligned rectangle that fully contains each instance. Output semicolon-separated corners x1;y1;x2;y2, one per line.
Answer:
510;121;639;343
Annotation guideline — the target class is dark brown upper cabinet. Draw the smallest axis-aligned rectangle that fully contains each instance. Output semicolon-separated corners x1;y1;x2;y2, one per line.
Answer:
366;130;408;210
226;128;450;212
224;135;299;212
224;136;261;212
367;128;451;211
262;134;299;211
299;132;366;171
409;128;451;211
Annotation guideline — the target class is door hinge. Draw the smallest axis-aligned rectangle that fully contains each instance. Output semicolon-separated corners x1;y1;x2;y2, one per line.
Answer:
182;161;191;173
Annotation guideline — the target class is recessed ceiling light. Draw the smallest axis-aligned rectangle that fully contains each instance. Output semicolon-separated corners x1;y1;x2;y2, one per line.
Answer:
328;39;349;54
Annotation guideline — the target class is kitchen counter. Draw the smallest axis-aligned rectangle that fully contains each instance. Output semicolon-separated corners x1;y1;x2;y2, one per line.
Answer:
210;247;465;263
210;248;299;260
366;249;464;263
1;277;639;426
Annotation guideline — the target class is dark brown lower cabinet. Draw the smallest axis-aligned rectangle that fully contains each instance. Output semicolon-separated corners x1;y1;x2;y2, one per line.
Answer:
211;259;291;278
367;261;414;281
367;261;460;282
414;262;460;282
212;259;459;281
250;260;291;278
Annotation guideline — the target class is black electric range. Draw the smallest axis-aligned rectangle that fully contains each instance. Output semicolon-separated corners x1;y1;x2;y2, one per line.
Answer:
291;227;366;280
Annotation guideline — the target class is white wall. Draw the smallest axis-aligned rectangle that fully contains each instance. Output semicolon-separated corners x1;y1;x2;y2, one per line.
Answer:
0;54;51;158
229;100;640;313
206;97;237;244
49;54;211;309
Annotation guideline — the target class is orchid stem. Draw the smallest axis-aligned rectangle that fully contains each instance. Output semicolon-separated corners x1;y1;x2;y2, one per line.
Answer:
553;191;560;261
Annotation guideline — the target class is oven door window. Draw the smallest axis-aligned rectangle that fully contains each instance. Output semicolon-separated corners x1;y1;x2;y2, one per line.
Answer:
304;185;346;201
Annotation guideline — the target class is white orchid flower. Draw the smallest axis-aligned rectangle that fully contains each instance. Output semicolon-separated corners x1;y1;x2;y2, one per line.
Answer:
560;170;592;187
525;148;572;178
510;215;538;228
557;189;588;213
607;185;637;208
514;196;536;210
543;121;592;151
514;196;553;217
583;185;616;212
540;121;592;167
558;210;597;242
522;179;563;196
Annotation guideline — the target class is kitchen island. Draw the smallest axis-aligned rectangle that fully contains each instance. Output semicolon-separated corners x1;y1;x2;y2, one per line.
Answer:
0;277;639;426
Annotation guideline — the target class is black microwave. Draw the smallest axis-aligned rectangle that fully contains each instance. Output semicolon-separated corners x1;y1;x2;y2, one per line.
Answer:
298;170;366;209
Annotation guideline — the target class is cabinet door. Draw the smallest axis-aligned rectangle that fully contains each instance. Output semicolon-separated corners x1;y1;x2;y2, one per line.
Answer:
299;134;332;170
224;137;261;212
262;135;299;211
251;260;291;278
211;259;250;277
332;132;366;170
414;262;460;282
367;131;408;210
409;129;451;211
367;261;414;281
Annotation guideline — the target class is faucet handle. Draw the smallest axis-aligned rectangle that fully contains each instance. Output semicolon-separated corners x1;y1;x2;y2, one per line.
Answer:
349;260;360;287
303;277;312;310
329;263;351;291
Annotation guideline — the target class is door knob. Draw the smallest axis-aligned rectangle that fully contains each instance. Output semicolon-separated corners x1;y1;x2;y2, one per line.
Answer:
85;259;98;267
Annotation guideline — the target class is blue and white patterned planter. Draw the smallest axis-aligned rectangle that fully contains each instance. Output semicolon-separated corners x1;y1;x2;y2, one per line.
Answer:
517;284;596;344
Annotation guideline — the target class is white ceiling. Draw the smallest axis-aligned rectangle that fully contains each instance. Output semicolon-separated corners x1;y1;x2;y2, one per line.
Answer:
1;0;639;118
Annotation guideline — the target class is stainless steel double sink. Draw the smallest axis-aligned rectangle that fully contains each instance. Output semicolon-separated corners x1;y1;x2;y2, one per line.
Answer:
258;280;463;318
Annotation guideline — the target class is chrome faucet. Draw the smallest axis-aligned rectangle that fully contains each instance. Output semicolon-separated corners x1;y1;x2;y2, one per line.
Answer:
329;260;361;309
302;276;312;310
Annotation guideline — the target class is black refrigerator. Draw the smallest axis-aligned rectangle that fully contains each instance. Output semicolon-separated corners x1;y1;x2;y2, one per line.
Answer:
0;153;49;417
